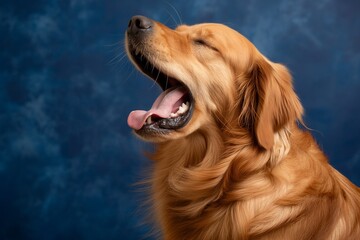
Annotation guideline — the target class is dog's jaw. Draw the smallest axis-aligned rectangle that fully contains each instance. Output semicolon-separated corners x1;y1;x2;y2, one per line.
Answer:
126;16;196;141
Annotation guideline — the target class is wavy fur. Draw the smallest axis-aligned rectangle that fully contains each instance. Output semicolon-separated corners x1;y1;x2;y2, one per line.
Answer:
127;19;360;239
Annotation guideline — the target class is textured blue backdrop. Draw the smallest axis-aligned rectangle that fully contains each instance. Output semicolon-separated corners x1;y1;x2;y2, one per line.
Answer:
1;0;359;239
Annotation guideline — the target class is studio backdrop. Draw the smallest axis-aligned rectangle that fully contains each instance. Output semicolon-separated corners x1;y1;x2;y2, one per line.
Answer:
1;0;359;239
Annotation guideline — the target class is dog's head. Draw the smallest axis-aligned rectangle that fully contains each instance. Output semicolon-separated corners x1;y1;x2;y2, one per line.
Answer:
126;16;303;149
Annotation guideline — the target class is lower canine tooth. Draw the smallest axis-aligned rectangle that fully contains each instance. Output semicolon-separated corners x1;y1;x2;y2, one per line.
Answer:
146;116;152;124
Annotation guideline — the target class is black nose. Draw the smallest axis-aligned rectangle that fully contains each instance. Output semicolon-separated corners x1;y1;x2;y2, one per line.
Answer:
127;15;153;35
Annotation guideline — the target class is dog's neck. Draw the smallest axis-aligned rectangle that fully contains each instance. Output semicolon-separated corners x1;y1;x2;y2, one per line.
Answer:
154;124;225;168
151;124;292;218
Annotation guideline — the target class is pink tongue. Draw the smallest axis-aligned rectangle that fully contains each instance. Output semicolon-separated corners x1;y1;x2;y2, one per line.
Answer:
127;87;187;130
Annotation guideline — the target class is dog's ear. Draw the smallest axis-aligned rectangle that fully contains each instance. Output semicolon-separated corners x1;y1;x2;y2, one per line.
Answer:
238;56;303;150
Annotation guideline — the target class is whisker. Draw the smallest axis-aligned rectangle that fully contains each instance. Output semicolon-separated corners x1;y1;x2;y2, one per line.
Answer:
165;9;179;27
104;40;124;47
151;61;163;89
165;75;169;90
165;1;182;26
107;52;127;65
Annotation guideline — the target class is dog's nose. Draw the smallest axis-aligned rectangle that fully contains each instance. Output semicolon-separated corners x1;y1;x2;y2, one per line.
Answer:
127;15;153;35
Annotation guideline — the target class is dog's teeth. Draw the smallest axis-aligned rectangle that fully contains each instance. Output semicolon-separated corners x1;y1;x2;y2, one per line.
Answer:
169;102;190;118
178;103;189;114
170;113;178;118
177;106;185;114
146;116;152;125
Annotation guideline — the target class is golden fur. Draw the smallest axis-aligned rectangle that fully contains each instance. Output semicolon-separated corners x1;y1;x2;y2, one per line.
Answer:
126;18;360;239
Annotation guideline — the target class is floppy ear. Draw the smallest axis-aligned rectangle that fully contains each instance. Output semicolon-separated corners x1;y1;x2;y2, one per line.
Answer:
238;56;303;150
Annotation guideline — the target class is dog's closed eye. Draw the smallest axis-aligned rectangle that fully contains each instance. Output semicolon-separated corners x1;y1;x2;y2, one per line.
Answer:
193;39;207;45
193;38;219;52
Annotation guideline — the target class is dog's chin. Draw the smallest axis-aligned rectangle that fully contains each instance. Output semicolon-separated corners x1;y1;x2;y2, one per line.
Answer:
133;109;196;142
133;107;211;143
133;126;192;142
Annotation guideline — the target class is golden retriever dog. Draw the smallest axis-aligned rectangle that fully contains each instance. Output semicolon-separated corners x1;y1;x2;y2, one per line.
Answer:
125;15;360;239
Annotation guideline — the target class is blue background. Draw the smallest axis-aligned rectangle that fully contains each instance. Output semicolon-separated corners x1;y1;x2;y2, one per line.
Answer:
1;0;359;239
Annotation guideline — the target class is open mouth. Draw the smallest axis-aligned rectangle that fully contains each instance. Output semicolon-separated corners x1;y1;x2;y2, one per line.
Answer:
127;47;194;135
